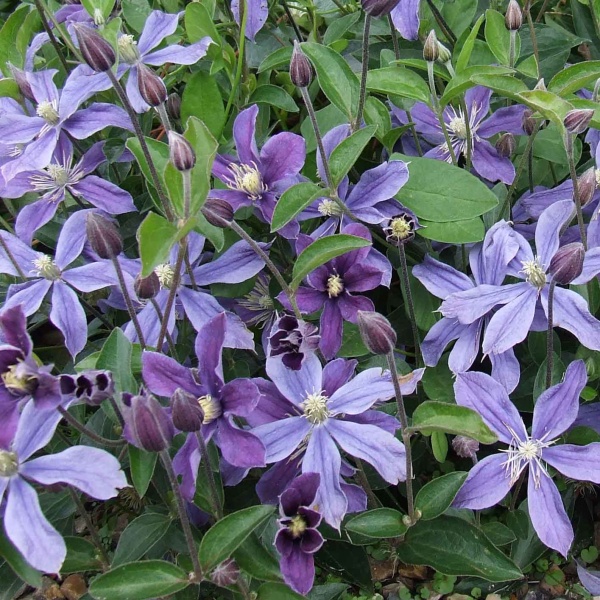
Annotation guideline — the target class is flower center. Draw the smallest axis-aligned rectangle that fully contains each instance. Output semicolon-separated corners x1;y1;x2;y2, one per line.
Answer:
227;163;267;200
36;100;60;125
2;363;37;396
326;274;344;298
93;8;105;25
288;514;307;538
154;263;175;289
318;199;342;217
448;115;468;139
521;256;546;289
198;394;222;424
0;450;18;477
118;34;140;63
302;392;329;425
385;215;414;244
47;164;70;186
238;277;274;326
32;254;61;280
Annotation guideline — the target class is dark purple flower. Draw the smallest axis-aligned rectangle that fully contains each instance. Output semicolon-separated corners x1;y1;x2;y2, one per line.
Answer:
269;314;320;370
59;370;114;406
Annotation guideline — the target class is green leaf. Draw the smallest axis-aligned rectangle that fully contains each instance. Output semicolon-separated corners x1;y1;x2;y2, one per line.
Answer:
345;508;407;538
415;472;468;521
0;79;20;100
62;537;103;574
317;541;373;591
470;74;529;102
138;212;179;278
291;235;371;289
198;505;275;572
126;136;169;209
329;125;377;187
366;67;431;104
121;0;151;32
271;182;323;232
193;213;225;251
440;65;513;105
485;9;521;67
517;90;573;127
431;431;448;462
323;11;361;45
257;582;305;599
0;6;29;73
97;328;137;393
185;2;220;44
364;97;391;142
113;513;172;566
181;71;225;138
456;14;485;72
396;516;523;582
0;530;42;588
338;322;370;357
250;85;299;113
417;217;486;244
411;401;498;444
258;46;293;73
81;0;115;21
128;446;157;498
301;42;359;120
481;522;517;547
89;560;190;600
233;533;282;582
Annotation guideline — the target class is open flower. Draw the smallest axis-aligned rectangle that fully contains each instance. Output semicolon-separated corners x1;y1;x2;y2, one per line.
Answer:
452;360;600;557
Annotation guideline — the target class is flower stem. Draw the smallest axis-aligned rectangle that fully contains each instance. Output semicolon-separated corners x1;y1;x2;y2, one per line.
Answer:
183;169;192;218
545;280;556;390
160;450;203;582
0;235;26;279
223;0;247;134
565;132;588;249
508;30;517;68
405;109;424;157
524;1;540;77
196;431;224;520
398;245;421;367
156;242;186;351
424;0;457;45
282;0;303;41
111;257;146;350
355;458;382;509
389;15;400;60
58;405;125;448
32;0;70;73
156;104;171;132
150;299;178;358
459;97;473;170
427;62;457;165
354;15;371;133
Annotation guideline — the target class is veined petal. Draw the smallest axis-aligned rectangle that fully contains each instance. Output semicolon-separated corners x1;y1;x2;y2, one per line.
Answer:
13;399;63;461
193;240;265;285
489;348;520;394
346;161;409;213
448;321;481;374
535;200;576;267
251;417;311;463
542;443;600;483
233;105;260;165
15;200;59;246
266;351;322;407
413;255;473;298
50;281;87;357
138;10;180;55
143;38;211;66
216;418;266;468
232;0;268;40
328;368;394;415
71;176;136;214
422;317;467;368
142;351;202;398
472;140;516;184
259;132;305;186
572;247;600;285
390;0;420;40
63;104;133;139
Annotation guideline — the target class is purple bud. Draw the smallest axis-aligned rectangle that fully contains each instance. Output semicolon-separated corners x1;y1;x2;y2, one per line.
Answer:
73;24;115;72
137;63;167;107
123;392;174;452
86;213;123;259
134;272;161;300
522;109;536;135
495;133;516;158
171;388;204;432
361;0;400;16
202;198;234;228
564;108;594;135
578;167;597;207
549;242;585;285
168;131;196;171
60;370;114;406
423;30;439;62
290;41;313;88
356;311;397;355
166;93;181;120
8;63;34;101
452;435;479;459
505;0;522;30
210;559;240;588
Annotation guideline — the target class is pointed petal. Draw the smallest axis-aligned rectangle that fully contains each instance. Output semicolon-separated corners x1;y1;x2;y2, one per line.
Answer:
61;262;118;292
71;176;136;213
472;139;515;184
346;161;409;213
4;279;52;316
142;351;202;398
138;10;180;55
216;418;265;468
266;352;322;407
572;247;600;284
195;313;225;395
231;0;268;40
478;105;527;137
535;200;576;267
390;0;420;40
413;254;473;298
489;347;520;393
15;200;59;245
321;359;356;396
233;105;260;165
259;132;305;186
221;378;260;417
50;281;87;357
328;368;394;415
13;399;63;460
448;321;481;374
543;443;600;483
252;417;312;462
143;38;211;66
172;433;200;500
193;240;265;285
63;104;133;139
319;301;343;360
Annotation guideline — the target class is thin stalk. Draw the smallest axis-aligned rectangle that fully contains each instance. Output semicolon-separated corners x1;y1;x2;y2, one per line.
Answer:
427;62;457;165
184;248;198;291
385;352;415;523
424;0;456;45
156;243;186;351
524;2;540;76
58;406;125;448
528;144;534;193
565;133;588;249
36;0;81;58
508;30;517;69
459;97;473;170
32;0;70;73
405;109;424;157
398;245;421;367
354;15;371;133
593;78;600;102
535;0;550;21
545;280;556;389
156;104;171;132
111;257;146;349
355;458;381;509
76;291;114;329
0;235;26;279
160;450;203;582
109;396;125;428
282;0;303;41
183;169;192;218
509;470;526;511
150;298;178;358
223;0;247;132
196;431;224;519
389;15;400;60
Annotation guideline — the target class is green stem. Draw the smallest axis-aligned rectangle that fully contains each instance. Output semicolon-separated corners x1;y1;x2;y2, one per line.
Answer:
427;62;457;165
398;244;421;367
33;0;70;73
565;133;588;249
459;97;472;170
156;242;186;351
223;0;247;134
58;406;125;448
545;280;556;390
150;299;178;358
405;109;424;157
389;15;400;60
424;0;456;45
354;15;371;133
196;431;224;519
111;256;146;350
525;2;540;77
508;30;517;69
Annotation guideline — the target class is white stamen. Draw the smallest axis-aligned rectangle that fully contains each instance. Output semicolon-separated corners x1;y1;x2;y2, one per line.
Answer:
326;273;344;298
301;391;329;425
520;256;546;288
154;263;175;289
36;100;60;125
318;199;342;217
226;162;267;201
32;254;60;280
118;34;140;63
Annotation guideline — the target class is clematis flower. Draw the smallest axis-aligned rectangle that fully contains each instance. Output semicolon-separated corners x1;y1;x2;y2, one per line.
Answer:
452;360;600;557
142;313;266;500
0;400;128;573
2;138;135;244
232;0;268;41
269;314;320;371
211;104;306;238
408;86;527;184
390;0;421;40
275;473;324;596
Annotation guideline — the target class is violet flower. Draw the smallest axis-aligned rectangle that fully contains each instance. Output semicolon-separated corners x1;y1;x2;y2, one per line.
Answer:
211;104;306;238
0;400;128;572
269;314;320;371
142;313;266;500
452;360;600;557
390;0;421;40
232;0;268;41
275;473;324;596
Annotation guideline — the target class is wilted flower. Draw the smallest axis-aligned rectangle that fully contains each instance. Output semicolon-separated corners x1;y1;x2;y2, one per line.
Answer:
60;370;114;406
269;314;320;370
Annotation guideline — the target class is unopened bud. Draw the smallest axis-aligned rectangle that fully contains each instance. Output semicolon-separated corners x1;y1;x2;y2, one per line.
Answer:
134;272;160;300
171;388;204;432
86;213;123;259
495;133;516;158
578;167;597;207
210;559;240;588
73;24;115;72
8;64;34;101
290;41;313;88
357;311;397;355
505;0;522;31
123;392;174;452
534;78;546;91
423;30;439;62
166;93;181;120
168;131;196;171
522;109;536;135
549;242;585;285
360;0;400;16
564;108;594;135
452;435;479;459
436;42;452;65
202;198;234;228
137;63;167;107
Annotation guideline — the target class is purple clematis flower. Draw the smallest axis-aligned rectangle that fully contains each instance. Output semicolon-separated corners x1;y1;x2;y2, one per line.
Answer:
232;0;268;41
409;86;527;184
211;104;306;238
413;221;521;392
250;352;416;528
275;473;324;596
269;313;320;370
452;360;600;557
142;313;266;500
390;0;421;40
2;138;135;244
0;399;128;573
281;223;391;359
439;200;600;356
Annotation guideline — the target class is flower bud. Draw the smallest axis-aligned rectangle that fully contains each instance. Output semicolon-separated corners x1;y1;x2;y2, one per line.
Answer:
564;108;594;135
73;24;116;72
578;167;597;207
505;0;522;31
495;133;516;158
210;559;240;588
202;198;234;228
166;93;181;120
137;63;167;107
436;42;452;65
171;388;204;432
134;272;161;300
452;435;479;459
360;0;400;16
86;213;123;259
549;242;585;285
522;108;536;135
167;131;196;171
123;392;174;452
8;64;35;101
356;311;397;355
290;41;313;89
423;30;439;62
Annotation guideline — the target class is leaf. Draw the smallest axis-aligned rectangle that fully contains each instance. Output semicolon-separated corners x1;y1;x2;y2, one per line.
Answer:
113;513;172;566
193;213;224;251
88;560;190;600
138;212;179;278
291;235;371;289
455;14;485;72
470;74;529;102
96;328;137;393
417;217;486;244
481;522;517;547
431;430;448;462
364;97;391;142
198;505;275;572
258;46;293;73
121;0;151;32
366;67;431;104
62;537;103;574
328;125;377;187
318;540;373;591
301;42;359;120
517;90;573;128
411;401;498;444
396;516;523;582
250;85;299;113
129;446;157;498
323;11;361;45
81;0;115;21
392;154;498;222
485;9;521;67
440;65;513;105
233;533;282;582
415;472;468;521
185;2;220;44
0;6;29;73
257;582;305;599
0;530;42;588
181;71;225;137
271;182;323;232
126;136;169;210
345;508;407;538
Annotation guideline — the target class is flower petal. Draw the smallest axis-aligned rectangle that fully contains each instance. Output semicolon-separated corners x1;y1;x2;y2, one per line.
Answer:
216;418;266;468
138;10;180;55
266;351;322;407
413;254;473;298
535;200;576;267
142;351;202;398
252;417;312;462
328;368;394;415
542;443;600;483
259;132;305;186
50;281;87;357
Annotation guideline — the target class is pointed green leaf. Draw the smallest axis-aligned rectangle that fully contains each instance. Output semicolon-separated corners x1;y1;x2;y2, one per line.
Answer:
233;533;282;582
329;125;377;187
62;537;103;574
485;9;521;67
548;60;600;96
366;67;431;104
415;472;468;520
345;508;407;538
250;85;299;112
257;582;305;599
271;182;323;232
97;328;137;393
138;212;179;278
417;217;486;244
456;14;485;72
128;446;157;498
113;513;172;566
